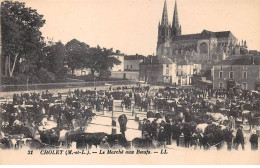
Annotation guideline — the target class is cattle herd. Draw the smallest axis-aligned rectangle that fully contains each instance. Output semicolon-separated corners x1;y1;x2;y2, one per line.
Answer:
0;85;259;151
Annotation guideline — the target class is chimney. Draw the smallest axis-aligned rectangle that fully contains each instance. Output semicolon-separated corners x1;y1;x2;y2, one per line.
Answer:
151;56;153;64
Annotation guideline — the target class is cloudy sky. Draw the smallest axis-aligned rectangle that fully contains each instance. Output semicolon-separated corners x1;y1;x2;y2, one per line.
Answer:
23;0;260;55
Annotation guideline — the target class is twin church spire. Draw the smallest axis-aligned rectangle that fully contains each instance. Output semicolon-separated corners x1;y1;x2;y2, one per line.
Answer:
161;0;169;26
158;0;181;44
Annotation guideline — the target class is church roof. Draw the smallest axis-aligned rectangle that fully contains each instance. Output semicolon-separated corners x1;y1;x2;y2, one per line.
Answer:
215;31;232;38
172;30;234;41
172;34;199;41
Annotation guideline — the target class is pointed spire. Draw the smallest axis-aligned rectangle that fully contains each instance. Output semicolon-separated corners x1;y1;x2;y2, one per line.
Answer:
161;0;169;26
172;0;179;28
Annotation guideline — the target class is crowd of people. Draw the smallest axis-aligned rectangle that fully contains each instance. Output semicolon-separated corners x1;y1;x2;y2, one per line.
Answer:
0;84;259;151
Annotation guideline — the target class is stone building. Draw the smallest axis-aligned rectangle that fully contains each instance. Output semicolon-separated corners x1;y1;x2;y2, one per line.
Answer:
139;55;177;85
157;0;247;62
176;59;201;86
212;55;260;90
124;54;145;71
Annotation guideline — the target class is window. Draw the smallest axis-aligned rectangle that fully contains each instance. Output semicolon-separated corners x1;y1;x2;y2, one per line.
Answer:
229;71;234;79
127;65;129;69
242;82;247;90
130;65;132;69
219;71;223;78
219;82;223;89
243;66;247;70
166;69;169;75
242;71;247;79
166;64;169;68
178;70;183;76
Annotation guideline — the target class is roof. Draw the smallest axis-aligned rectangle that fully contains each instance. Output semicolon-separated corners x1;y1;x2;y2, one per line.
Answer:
172;33;199;41
215;56;260;66
172;30;234;41
124;55;145;60
140;56;174;65
215;31;232;38
178;59;191;65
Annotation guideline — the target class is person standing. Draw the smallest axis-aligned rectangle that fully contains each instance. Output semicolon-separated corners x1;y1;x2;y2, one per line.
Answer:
249;130;258;150
164;121;172;145
235;126;245;150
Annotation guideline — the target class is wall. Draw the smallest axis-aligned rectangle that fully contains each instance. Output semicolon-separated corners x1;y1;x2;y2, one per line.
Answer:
110;71;139;81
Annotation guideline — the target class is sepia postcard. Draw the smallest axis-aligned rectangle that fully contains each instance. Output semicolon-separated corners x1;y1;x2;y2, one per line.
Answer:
0;0;260;165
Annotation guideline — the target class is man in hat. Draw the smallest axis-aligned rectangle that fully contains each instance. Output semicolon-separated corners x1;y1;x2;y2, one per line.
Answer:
235;125;245;150
158;126;166;147
249;130;258;150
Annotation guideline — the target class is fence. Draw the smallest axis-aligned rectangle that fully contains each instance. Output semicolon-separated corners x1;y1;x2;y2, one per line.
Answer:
0;80;137;92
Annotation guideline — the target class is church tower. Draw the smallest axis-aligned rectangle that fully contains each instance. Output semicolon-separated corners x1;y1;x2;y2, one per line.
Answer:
157;0;171;45
172;0;181;36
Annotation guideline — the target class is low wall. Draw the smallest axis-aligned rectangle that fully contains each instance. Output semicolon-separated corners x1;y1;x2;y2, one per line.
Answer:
111;71;139;80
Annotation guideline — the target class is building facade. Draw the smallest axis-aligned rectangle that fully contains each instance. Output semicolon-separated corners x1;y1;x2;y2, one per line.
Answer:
139;56;177;84
157;0;247;62
176;60;201;86
124;54;145;71
212;56;260;90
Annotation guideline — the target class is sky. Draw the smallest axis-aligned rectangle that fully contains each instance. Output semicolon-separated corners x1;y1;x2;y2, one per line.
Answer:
19;0;260;55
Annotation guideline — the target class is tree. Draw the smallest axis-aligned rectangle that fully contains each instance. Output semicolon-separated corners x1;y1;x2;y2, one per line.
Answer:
45;41;65;74
65;39;121;79
65;39;89;74
99;69;111;79
1;1;45;77
43;41;67;82
85;46;121;76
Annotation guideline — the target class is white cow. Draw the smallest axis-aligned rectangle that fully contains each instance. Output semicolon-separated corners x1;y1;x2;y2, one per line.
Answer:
206;112;228;121
196;124;208;134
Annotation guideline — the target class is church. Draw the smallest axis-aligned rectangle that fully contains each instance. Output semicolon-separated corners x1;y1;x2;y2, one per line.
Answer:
156;0;247;62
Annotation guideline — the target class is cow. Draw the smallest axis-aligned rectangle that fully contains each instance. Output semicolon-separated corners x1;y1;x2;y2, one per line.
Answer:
206;112;228;122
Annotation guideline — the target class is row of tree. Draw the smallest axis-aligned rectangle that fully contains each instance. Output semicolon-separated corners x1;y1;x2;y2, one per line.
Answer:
1;1;120;84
